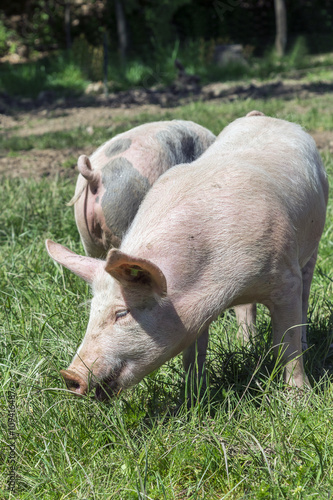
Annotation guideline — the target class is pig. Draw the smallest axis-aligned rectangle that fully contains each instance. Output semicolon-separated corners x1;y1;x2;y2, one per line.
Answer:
70;120;216;258
46;113;329;399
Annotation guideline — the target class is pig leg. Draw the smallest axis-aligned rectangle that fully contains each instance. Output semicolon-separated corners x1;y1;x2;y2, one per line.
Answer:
235;303;257;342
182;328;209;391
300;248;318;351
270;275;310;388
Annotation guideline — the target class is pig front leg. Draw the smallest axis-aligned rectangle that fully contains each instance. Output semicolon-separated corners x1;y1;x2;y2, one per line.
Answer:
235;303;257;342
182;328;209;392
270;274;310;388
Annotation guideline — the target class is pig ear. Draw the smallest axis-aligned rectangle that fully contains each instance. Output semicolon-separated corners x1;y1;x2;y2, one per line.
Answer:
45;239;103;284
105;249;167;297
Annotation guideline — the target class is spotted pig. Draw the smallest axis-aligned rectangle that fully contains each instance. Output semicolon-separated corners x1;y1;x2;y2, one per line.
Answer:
71;120;216;257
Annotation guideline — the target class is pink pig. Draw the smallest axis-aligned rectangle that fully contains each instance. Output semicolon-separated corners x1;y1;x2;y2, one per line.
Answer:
71;120;216;257
46;114;328;398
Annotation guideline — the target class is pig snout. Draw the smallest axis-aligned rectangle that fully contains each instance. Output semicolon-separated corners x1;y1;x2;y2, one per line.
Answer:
61;367;122;400
60;369;88;396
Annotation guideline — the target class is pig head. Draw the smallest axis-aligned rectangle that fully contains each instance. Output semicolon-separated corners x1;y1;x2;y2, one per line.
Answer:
45;239;188;400
71;120;216;258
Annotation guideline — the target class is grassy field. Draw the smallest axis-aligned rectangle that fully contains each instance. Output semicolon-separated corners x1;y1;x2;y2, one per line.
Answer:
1;95;333;499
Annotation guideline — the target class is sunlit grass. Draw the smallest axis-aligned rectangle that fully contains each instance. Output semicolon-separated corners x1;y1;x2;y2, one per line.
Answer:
0;97;333;498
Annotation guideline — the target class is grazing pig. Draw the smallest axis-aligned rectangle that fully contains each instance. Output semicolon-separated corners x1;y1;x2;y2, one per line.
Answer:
46;114;328;398
71;120;216;257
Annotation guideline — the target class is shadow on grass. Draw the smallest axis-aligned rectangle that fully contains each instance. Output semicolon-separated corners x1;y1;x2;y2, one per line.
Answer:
3;67;333;114
117;309;333;424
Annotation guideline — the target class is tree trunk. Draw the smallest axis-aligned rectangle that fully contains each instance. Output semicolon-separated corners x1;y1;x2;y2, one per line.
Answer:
114;0;128;66
103;31;109;97
274;0;287;57
65;1;71;50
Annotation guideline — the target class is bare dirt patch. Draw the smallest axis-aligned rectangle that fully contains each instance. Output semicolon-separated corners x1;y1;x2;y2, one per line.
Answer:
1;78;333;179
310;131;333;153
1;149;89;179
0;103;167;179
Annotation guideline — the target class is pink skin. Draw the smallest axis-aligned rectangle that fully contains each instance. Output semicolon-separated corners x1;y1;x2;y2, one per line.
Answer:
72;120;216;258
47;113;328;398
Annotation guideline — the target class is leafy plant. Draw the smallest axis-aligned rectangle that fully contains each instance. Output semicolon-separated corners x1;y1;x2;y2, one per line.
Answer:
0;18;13;56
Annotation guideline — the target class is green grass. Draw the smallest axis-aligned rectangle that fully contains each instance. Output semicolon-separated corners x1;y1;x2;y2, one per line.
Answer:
1;37;333;99
1;98;333;498
0;56;88;99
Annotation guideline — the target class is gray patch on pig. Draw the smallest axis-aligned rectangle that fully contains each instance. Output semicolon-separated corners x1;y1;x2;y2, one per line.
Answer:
105;138;132;158
156;127;200;165
179;134;196;161
101;158;150;239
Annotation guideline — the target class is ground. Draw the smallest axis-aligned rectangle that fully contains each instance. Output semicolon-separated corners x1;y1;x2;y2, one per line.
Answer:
1;78;333;179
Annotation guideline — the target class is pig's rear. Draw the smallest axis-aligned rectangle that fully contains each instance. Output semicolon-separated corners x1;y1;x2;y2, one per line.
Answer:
73;120;216;257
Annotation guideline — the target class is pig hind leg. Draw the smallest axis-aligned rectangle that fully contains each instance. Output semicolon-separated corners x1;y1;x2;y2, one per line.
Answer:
235;247;318;350
270;271;310;388
235;303;257;343
300;248;318;351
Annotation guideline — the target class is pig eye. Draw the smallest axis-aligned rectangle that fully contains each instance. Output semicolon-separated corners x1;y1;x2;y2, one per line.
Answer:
115;309;130;321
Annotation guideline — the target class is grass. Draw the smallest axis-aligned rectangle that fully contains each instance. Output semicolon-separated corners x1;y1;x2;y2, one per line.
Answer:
0;97;333;499
0;56;88;99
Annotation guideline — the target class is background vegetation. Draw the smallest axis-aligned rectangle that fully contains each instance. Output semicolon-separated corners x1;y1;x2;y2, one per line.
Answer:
1;0;333;56
1;0;333;98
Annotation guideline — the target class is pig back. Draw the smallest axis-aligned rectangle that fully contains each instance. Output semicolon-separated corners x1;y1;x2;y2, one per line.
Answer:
121;116;328;321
